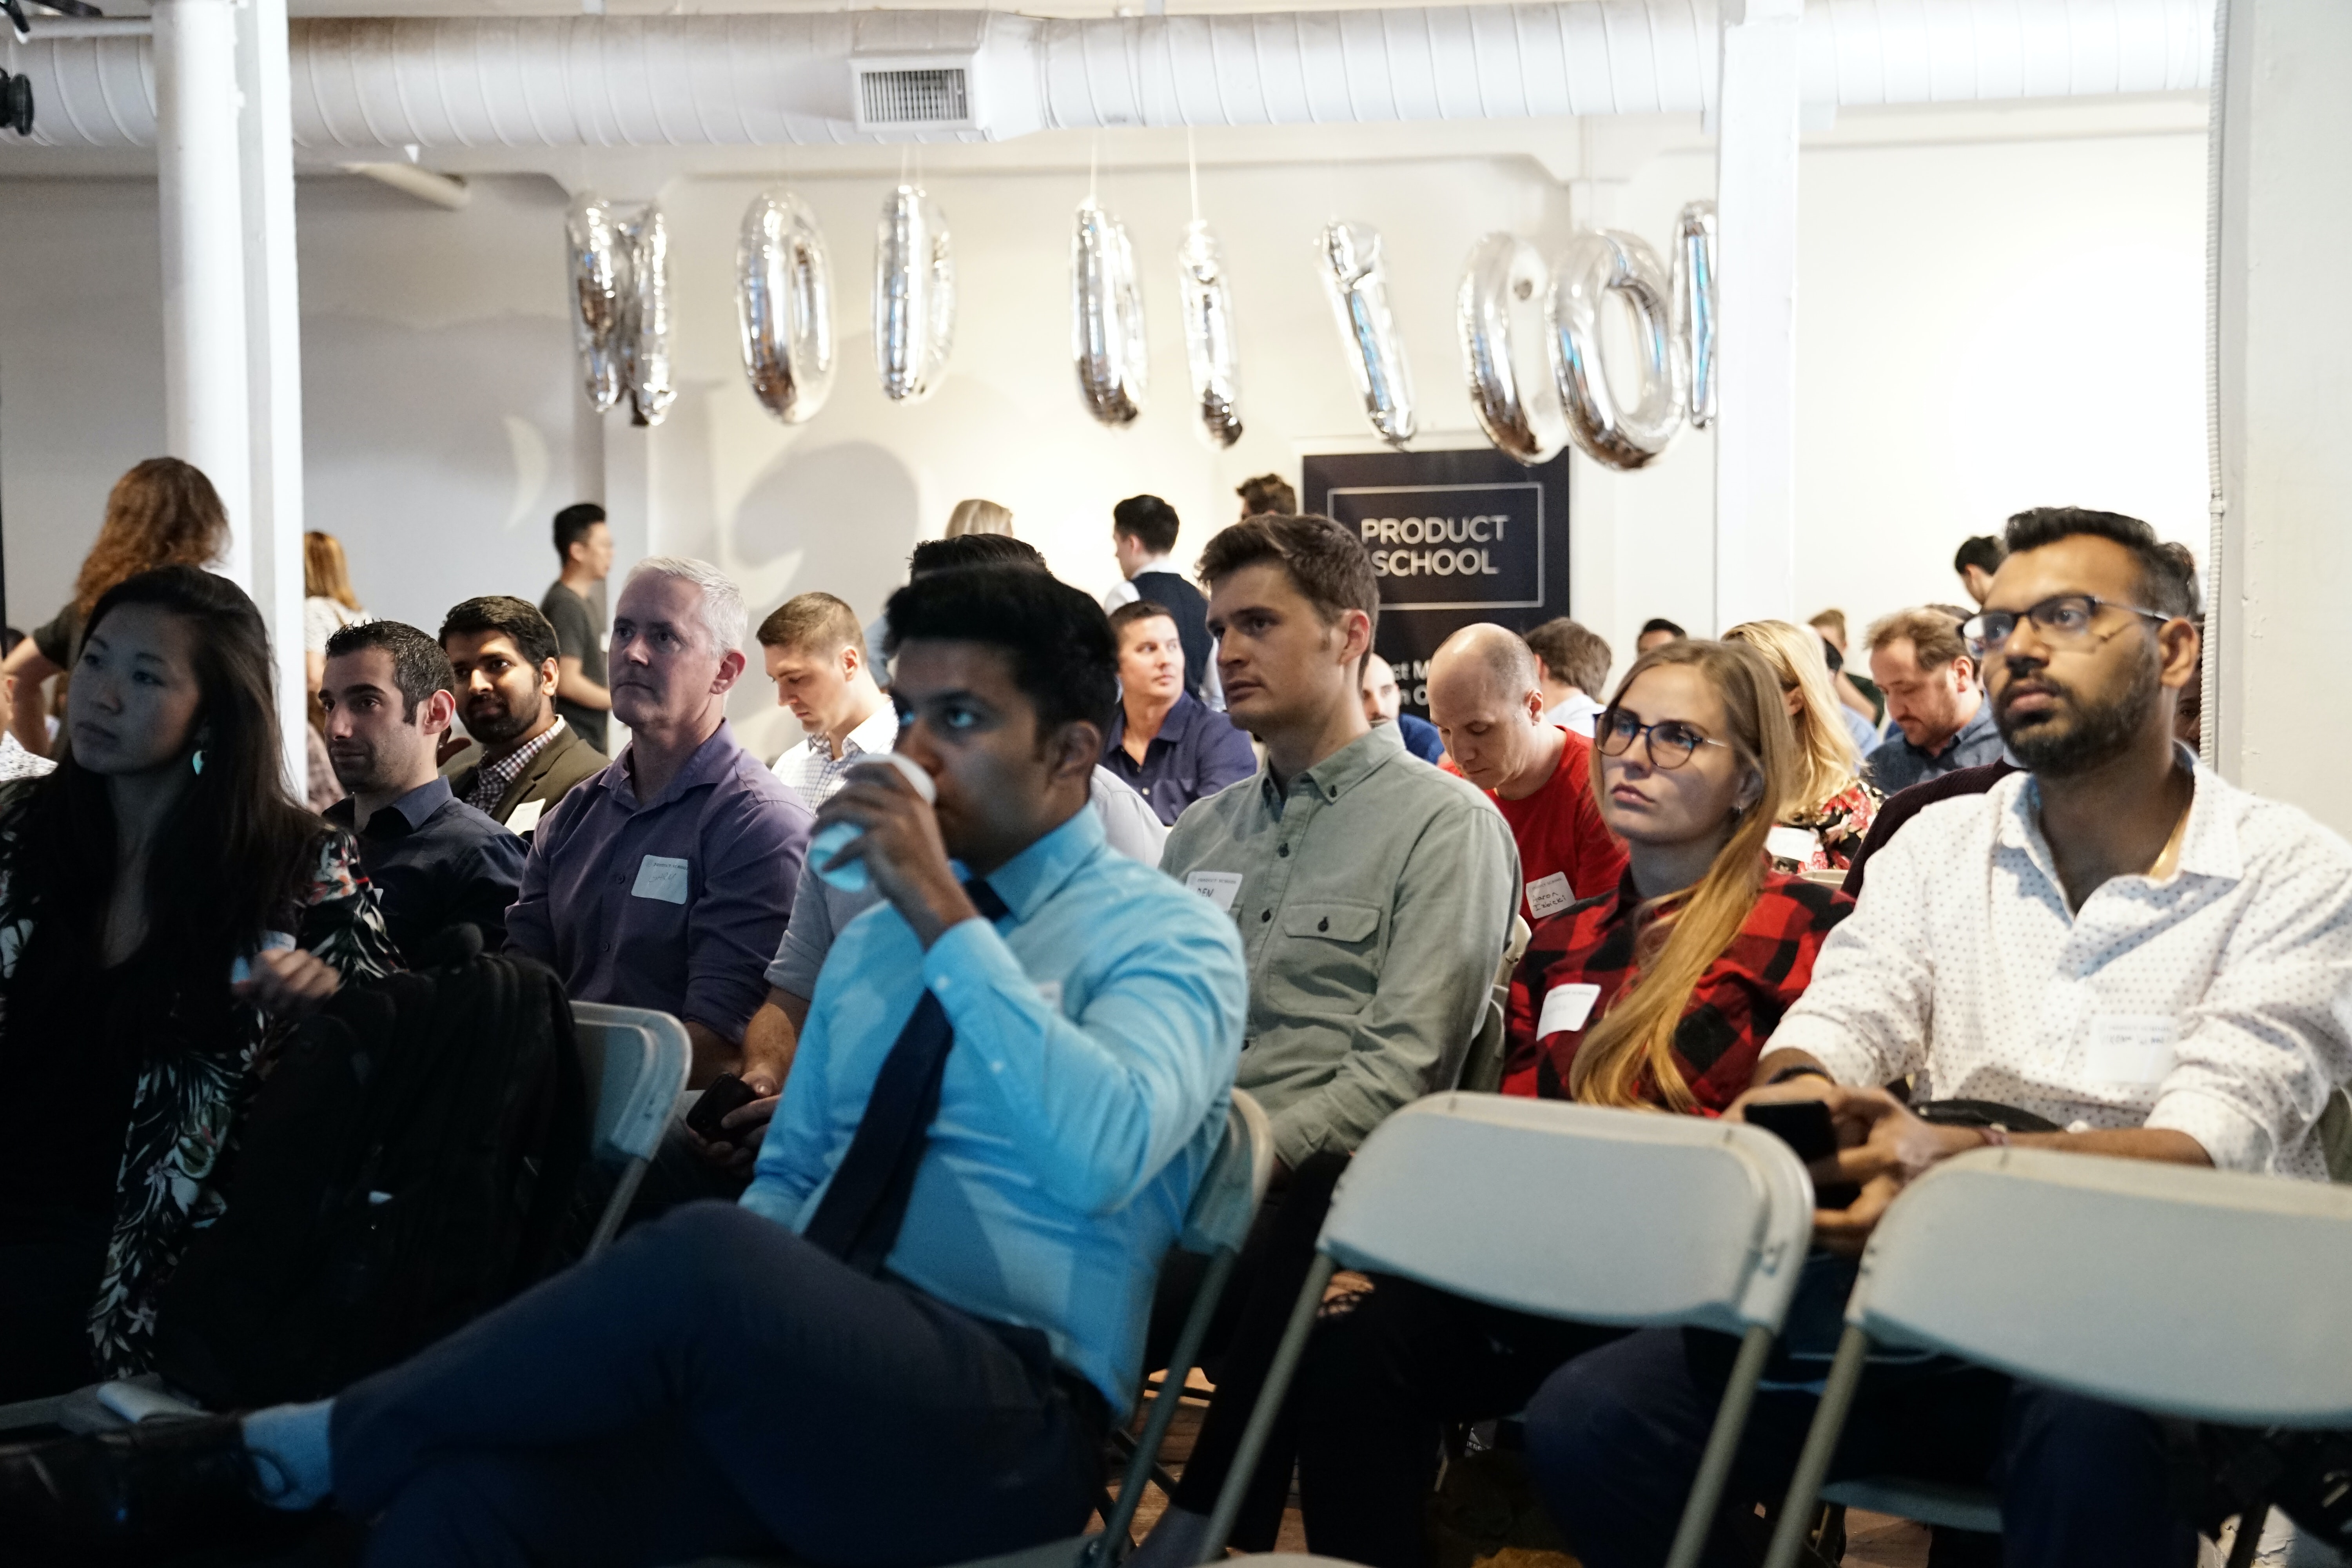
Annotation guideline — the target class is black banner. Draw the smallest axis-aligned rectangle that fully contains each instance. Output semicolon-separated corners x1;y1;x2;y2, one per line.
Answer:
1301;446;1573;717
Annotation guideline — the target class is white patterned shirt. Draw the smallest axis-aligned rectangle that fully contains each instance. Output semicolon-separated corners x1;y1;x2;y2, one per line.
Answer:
1776;753;2352;1181
462;718;568;817
0;733;54;782
771;702;900;813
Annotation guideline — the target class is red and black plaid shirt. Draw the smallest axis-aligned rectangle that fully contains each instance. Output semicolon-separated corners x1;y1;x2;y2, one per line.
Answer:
1503;869;1852;1110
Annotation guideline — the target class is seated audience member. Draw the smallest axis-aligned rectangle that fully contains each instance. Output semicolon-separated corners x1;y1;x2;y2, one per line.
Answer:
438;595;607;834
320;621;526;958
1360;653;1445;763
1859;605;2003;793
0;568;396;1402
1284;638;1850;1568
1635;617;1685;656
0;655;54;784
1103;495;1217;703
1138;515;1516;1564
759;592;893;813
1522;616;1610;737
506;557;814;1085
1724;619;1880;874
1839;758;2021;898
1808;607;1884;735
1237;472;1298;519
1954;530;2007;606
1099;600;1254;826
1426;623;1626;918
1531;507;2352;1568
0;566;1250;1568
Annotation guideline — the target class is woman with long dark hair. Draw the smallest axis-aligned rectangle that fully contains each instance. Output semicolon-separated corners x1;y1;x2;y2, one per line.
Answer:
0;566;398;1399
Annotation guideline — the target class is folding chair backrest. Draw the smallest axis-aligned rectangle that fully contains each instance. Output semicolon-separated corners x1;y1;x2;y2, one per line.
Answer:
571;1001;692;1167
1180;1089;1276;1257
1320;1094;1813;1334
1850;1147;2352;1428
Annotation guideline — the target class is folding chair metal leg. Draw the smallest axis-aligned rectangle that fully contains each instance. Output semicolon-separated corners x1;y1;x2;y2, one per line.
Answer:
587;1155;650;1256
1089;1246;1243;1567
2224;1504;2269;1568
1200;1252;1338;1564
1665;1322;1777;1568
1762;1325;1875;1568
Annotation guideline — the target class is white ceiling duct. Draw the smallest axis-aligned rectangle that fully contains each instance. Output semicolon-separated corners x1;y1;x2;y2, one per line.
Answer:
1;0;2213;152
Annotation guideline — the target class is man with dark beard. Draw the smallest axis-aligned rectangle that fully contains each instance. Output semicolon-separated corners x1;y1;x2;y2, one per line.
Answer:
1528;507;2352;1568
439;595;609;836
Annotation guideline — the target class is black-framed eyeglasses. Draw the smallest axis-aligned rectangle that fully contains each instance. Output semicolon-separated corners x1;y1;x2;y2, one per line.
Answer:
1962;594;2174;658
1596;707;1729;771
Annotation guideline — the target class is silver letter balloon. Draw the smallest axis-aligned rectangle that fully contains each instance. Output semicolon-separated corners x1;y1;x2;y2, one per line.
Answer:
620;207;675;427
566;193;630;414
1071;199;1148;428
873;185;955;403
1176;220;1242;449
1318;220;1415;448
1457;232;1566;465
1546;229;1682;470
1671;201;1717;430
738;190;837;426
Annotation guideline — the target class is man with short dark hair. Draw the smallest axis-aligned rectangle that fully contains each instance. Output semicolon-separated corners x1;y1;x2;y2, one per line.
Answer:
439;595;607;834
1103;495;1216;703
542;502;615;752
1634;617;1684;656
1236;473;1297;519
321;620;526;958
759;592;893;812
0;568;1252;1568
1862;606;2004;793
1101;599;1255;826
1358;653;1445;764
1534;506;2352;1568
1521;617;1611;737
1953;532;2007;606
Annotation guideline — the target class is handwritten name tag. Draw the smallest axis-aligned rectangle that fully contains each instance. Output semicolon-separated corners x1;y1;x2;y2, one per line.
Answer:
2087;1014;2178;1084
505;798;546;838
632;854;691;904
1185;871;1243;913
1524;872;1574;920
1538;982;1602;1038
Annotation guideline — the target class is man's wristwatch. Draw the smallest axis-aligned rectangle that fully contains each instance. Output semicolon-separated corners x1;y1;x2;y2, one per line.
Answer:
1977;1124;2012;1148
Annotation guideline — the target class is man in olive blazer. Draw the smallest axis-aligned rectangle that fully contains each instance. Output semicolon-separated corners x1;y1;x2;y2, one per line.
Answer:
439;596;610;837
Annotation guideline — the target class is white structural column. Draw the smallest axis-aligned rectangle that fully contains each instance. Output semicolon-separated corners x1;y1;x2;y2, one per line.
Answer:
236;0;309;789
153;0;253;575
1710;0;1802;633
2211;0;2352;835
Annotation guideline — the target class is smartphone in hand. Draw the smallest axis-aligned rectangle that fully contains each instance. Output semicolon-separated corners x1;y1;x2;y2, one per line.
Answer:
1745;1099;1862;1209
685;1073;759;1141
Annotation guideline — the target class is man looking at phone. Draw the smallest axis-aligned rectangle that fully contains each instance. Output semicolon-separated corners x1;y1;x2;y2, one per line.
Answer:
1530;508;2352;1568
0;565;1249;1566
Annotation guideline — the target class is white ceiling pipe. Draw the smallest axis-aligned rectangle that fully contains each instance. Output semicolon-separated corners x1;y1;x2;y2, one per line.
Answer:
0;0;2214;152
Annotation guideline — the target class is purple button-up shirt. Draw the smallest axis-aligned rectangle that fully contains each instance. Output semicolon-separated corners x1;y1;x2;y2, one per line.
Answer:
508;719;813;1043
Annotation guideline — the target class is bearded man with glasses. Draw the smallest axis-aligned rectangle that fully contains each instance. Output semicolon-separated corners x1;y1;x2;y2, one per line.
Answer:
1534;507;2352;1568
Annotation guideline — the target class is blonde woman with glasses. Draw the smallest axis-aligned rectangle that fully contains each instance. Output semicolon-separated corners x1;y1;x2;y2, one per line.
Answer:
1726;619;1880;877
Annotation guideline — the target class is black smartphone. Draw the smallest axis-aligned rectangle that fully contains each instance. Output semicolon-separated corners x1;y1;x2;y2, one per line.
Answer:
1744;1100;1862;1209
686;1073;759;1140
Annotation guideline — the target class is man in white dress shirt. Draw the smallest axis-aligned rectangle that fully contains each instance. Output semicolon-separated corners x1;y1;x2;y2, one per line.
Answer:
760;593;895;813
1532;507;2352;1568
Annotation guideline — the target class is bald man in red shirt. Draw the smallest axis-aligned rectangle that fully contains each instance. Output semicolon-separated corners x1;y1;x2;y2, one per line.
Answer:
1428;624;1628;926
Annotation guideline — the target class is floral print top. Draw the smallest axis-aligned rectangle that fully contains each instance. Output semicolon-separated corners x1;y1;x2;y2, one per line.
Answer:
1771;779;1884;876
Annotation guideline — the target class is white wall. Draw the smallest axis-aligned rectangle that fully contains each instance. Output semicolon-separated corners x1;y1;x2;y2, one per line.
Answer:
0;103;2207;765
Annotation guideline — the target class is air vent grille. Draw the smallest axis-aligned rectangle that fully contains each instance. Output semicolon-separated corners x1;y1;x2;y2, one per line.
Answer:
859;67;969;126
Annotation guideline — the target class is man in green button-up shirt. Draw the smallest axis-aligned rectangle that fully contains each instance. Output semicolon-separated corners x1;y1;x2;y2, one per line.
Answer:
1161;515;1519;1172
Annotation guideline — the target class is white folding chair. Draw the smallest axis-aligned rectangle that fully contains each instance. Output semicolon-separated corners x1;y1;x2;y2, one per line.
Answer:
1457;916;1534;1095
572;1000;693;1256
1198;1092;1815;1568
1762;1147;2352;1568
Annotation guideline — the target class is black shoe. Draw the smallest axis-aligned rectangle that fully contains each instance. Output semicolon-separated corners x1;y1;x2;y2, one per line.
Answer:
0;1414;309;1565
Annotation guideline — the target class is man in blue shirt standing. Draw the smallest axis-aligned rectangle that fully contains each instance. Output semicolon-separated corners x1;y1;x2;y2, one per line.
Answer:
0;566;1250;1567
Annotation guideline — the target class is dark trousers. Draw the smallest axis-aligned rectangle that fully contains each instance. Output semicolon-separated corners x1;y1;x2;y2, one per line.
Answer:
1293;1275;1622;1568
331;1201;1107;1568
1526;1324;2199;1568
0;1218;107;1401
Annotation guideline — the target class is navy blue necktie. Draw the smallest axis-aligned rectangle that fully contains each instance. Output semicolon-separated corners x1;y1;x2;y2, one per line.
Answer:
802;878;1012;1276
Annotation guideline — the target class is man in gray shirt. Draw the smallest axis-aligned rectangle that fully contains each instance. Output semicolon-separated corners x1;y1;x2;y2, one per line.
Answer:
541;502;615;753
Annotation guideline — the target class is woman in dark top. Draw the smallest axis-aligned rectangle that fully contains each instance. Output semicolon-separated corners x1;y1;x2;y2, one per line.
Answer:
0;567;397;1400
0;457;230;762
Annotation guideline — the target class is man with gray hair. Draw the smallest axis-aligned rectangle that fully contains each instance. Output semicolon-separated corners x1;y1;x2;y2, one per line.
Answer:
508;557;815;1084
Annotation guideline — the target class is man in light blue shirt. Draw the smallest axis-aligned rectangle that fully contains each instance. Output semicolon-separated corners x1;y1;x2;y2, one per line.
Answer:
7;566;1249;1566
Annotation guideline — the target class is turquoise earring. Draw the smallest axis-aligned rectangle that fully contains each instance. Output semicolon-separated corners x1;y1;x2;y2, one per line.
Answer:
191;750;205;776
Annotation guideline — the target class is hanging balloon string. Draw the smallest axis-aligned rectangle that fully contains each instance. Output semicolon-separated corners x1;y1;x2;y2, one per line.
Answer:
1187;125;1201;225
1088;133;1099;207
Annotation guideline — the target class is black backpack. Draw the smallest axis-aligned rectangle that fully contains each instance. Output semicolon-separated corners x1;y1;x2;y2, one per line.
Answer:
154;948;588;1408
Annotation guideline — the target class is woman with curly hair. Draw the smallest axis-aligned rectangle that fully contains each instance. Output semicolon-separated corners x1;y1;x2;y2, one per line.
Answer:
2;458;233;760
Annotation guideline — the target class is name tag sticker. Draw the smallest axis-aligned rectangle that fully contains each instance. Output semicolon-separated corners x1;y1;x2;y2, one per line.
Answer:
2086;1014;2179;1084
1765;825;1818;866
1524;872;1574;920
505;798;546;838
1185;871;1244;913
1538;982;1602;1038
631;855;691;904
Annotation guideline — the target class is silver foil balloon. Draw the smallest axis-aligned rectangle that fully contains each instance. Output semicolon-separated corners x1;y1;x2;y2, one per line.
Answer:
1176;220;1242;449
873;185;955;403
1546;228;1683;471
1318;220;1415;448
566;193;630;413
1071;199;1148;428
1671;200;1718;430
621;206;675;427
737;189;837;426
1456;232;1567;465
